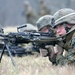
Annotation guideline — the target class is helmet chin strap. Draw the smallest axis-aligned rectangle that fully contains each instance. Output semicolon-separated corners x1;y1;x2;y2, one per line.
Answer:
63;23;71;32
65;27;71;32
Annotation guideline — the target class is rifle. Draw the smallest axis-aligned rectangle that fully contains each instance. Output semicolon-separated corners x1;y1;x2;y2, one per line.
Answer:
0;30;62;66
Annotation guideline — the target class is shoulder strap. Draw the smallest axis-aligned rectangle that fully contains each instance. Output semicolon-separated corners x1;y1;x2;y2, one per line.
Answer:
64;26;75;50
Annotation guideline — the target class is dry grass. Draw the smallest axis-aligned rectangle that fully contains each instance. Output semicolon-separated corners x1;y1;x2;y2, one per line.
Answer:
4;26;17;34
1;27;75;75
0;55;75;75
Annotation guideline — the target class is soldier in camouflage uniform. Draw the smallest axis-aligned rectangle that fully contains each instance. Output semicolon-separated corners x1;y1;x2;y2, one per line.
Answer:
52;8;75;66
36;15;57;65
18;23;39;55
38;0;51;17
23;1;38;25
36;15;52;31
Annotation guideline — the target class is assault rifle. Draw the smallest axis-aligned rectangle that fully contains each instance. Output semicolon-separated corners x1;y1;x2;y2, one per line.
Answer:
0;30;62;66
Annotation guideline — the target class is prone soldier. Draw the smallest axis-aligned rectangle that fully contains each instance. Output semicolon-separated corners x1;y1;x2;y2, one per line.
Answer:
52;8;75;66
17;23;39;55
36;15;57;65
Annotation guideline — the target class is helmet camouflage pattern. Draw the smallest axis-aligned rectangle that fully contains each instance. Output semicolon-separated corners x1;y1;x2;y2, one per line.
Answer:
36;15;52;30
53;8;75;28
18;23;38;32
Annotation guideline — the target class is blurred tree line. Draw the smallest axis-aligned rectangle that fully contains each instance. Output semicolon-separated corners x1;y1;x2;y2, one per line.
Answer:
0;0;75;27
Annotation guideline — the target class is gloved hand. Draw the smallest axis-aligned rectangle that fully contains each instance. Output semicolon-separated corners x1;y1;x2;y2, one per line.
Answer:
56;44;63;55
54;45;63;63
45;45;63;65
45;44;63;55
45;45;57;65
45;45;55;57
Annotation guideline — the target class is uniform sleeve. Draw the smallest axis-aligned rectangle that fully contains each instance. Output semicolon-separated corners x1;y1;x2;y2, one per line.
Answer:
71;37;75;48
56;47;75;66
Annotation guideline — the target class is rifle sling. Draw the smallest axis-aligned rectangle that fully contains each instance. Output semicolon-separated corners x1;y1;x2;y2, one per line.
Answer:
64;30;75;50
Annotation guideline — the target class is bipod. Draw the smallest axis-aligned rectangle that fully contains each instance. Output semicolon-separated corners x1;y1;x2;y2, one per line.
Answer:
0;43;16;66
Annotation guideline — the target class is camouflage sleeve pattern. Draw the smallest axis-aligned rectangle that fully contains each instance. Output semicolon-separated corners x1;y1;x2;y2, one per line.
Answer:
56;37;75;66
56;48;75;65
71;37;75;48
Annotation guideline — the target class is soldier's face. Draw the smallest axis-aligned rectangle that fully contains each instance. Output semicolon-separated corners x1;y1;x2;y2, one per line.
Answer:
55;25;66;36
40;27;49;33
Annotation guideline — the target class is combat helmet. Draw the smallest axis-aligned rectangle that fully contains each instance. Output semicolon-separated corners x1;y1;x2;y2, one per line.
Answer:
17;23;38;32
36;15;52;30
53;8;75;28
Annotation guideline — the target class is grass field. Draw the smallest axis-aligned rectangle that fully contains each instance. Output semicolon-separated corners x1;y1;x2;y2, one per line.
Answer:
0;27;75;75
0;55;75;75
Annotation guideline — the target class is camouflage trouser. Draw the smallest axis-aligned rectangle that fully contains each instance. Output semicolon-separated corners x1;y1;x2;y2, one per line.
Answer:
56;48;75;66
